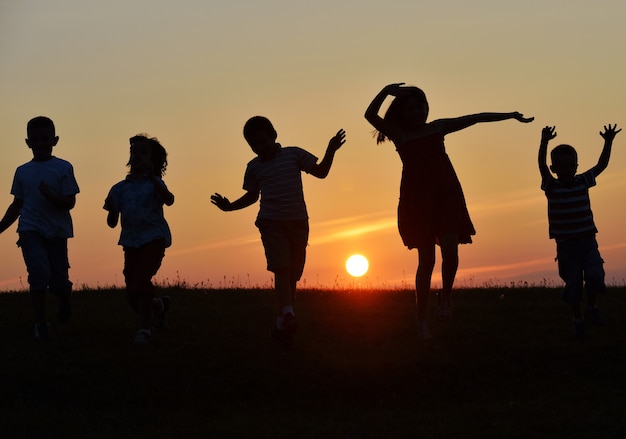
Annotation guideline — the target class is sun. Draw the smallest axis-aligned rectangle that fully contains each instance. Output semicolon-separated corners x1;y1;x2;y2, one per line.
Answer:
346;254;369;277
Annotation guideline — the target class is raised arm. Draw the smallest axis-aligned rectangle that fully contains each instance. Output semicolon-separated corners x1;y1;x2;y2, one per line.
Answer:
592;124;621;176
309;129;346;178
211;190;259;212
538;126;557;180
434;112;534;136
0;197;23;235
364;83;405;141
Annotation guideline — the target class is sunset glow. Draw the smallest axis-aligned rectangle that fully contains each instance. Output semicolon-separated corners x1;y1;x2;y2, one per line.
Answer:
1;2;626;291
346;255;369;278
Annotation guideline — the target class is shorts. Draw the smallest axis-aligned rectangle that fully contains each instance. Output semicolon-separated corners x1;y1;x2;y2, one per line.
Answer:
17;231;72;295
556;236;606;306
123;239;166;311
255;219;309;280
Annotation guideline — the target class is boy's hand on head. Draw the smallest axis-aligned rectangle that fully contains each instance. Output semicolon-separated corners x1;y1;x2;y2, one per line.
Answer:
328;129;346;152
600;124;621;141
541;126;557;142
513;112;534;123
210;193;231;211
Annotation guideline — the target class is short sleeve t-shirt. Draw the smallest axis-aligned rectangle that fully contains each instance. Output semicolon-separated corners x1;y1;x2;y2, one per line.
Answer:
243;146;318;221
104;176;172;248
11;157;80;238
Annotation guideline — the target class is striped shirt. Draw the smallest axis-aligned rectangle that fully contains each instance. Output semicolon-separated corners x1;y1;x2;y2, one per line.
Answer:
541;169;597;240
243;146;318;221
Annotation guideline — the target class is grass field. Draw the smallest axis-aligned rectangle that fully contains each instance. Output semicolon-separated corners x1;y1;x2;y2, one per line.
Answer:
1;286;626;438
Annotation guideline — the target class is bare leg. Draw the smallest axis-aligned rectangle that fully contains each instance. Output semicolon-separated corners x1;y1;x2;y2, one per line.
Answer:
416;245;435;339
137;295;153;330
572;303;585;339
438;234;459;320
274;268;292;315
586;289;597;308
31;290;47;325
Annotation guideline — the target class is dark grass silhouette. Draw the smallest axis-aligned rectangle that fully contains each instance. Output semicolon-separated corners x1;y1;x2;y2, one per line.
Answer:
2;286;626;438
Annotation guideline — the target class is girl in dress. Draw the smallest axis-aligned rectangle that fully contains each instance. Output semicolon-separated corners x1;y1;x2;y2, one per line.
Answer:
365;83;533;339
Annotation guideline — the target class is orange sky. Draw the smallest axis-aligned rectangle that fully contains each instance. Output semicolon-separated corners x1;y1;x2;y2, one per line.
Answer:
1;1;625;291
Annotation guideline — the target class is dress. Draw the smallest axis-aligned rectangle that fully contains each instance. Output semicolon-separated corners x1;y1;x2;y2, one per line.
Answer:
396;133;475;249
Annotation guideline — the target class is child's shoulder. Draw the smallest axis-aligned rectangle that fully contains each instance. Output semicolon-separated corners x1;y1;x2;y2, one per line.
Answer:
108;177;131;191
31;156;76;171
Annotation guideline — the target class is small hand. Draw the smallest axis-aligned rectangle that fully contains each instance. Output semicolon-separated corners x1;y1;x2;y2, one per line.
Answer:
600;123;621;141
210;193;231;211
513;112;534;123
328;129;346;152
383;83;406;96
541;126;557;142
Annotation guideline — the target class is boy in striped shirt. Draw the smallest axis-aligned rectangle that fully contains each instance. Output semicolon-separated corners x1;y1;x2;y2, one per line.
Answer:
538;124;621;339
212;116;346;347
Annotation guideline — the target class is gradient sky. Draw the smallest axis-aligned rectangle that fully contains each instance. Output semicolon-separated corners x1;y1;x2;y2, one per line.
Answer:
1;0;625;291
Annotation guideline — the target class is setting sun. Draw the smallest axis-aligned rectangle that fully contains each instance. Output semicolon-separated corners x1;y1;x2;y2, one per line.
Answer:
346;254;369;277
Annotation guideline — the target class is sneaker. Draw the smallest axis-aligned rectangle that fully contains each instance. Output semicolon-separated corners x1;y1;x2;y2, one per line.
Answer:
133;329;152;345
34;323;50;340
584;307;605;326
573;319;585;340
271;327;294;349
152;296;171;331
57;303;72;324
282;312;298;335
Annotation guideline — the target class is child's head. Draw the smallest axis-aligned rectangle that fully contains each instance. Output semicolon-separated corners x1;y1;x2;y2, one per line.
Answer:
376;87;429;144
550;144;578;181
128;134;168;177
26;116;58;160
243;116;279;159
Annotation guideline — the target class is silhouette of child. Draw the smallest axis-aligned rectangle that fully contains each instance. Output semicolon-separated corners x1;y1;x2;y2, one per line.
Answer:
538;124;621;339
104;134;174;345
0;116;80;339
212;116;346;348
365;83;533;339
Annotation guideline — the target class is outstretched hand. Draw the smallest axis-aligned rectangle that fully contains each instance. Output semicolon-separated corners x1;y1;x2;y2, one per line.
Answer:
600;124;621;141
210;193;231;211
328;129;346;152
513;112;534;123
541;126;557;142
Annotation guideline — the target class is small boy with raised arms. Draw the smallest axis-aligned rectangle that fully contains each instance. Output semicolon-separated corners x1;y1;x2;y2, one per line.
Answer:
538;124;621;339
211;116;345;348
0;116;80;339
